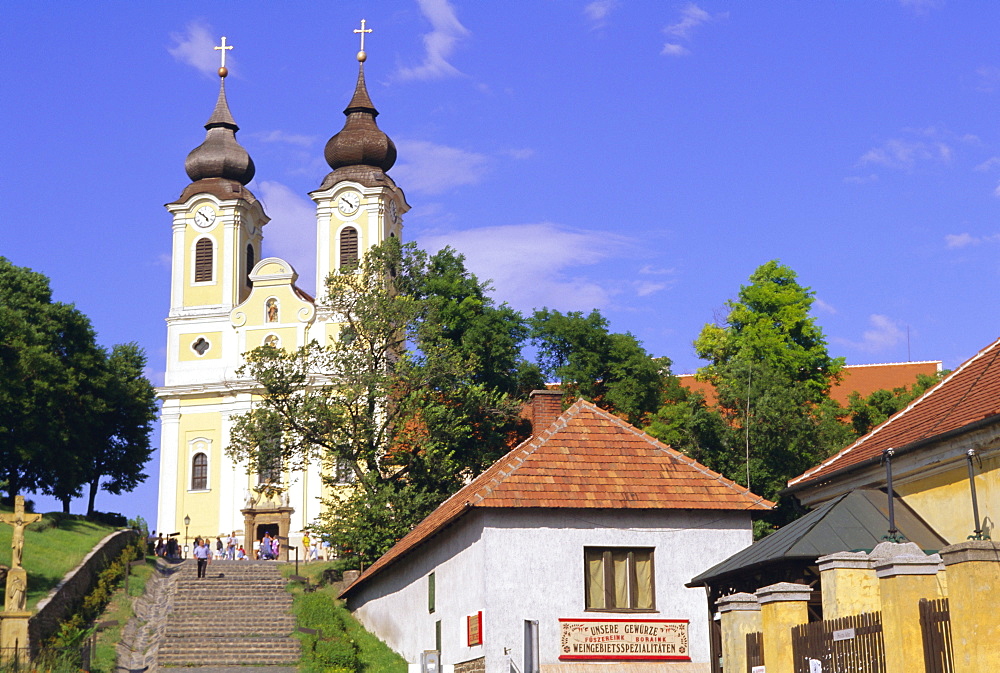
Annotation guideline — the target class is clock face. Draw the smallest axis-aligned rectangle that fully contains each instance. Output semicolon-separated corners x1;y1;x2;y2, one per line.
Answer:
388;200;398;224
194;205;217;228
337;191;361;216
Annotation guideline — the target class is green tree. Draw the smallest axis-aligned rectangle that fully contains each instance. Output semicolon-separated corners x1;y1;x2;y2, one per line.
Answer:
693;260;845;517
845;371;946;437
81;343;158;516
228;240;526;563
529;309;666;425
0;258;157;512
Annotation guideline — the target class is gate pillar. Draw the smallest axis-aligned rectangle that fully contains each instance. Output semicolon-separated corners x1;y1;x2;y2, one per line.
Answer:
756;582;810;673
818;551;879;619
871;541;942;673
941;540;1000;673
717;592;760;673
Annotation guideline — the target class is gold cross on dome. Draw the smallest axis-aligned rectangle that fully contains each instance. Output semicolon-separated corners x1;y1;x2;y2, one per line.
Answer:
215;36;233;68
354;19;372;52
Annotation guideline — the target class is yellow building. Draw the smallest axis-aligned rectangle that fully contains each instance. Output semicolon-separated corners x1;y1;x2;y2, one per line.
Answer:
156;41;409;554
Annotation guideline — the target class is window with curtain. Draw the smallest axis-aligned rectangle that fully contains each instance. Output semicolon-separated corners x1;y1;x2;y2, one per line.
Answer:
584;547;655;611
194;238;214;282
191;453;208;490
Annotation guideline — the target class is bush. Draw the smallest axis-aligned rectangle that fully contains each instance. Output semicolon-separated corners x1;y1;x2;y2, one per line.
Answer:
295;592;361;673
89;511;127;527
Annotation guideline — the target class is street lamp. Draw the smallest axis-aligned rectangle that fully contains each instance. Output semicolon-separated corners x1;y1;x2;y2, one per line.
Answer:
184;515;191;560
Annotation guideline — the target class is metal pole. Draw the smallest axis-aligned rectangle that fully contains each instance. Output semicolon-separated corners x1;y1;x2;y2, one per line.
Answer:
883;448;905;543
966;448;988;540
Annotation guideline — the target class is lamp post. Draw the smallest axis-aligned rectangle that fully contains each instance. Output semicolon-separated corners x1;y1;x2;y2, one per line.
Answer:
184;515;191;560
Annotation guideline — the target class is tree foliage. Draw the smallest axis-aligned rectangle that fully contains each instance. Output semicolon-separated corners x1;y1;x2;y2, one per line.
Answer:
229;240;529;563
845;371;946;437
0;257;157;513
692;260;845;513
529;309;666;425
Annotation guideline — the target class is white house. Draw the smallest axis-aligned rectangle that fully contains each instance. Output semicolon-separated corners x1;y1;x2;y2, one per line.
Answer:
340;391;772;673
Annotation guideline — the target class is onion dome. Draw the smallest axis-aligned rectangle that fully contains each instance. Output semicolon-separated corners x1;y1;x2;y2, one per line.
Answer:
184;77;256;185
323;61;396;172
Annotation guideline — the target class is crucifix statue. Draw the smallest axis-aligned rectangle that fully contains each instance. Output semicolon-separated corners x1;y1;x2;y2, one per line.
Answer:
2;496;40;613
3;497;40;570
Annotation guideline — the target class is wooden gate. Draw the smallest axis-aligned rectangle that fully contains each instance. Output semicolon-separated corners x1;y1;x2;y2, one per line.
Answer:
746;631;763;672
790;612;884;673
920;597;954;673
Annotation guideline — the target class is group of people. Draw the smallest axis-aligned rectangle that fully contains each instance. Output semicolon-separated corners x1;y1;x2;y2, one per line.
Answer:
147;529;331;565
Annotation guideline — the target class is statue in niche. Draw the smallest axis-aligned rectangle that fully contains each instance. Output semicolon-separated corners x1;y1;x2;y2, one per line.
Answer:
266;298;279;323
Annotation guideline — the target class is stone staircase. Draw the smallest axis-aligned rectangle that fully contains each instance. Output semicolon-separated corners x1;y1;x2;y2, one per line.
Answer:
158;560;300;667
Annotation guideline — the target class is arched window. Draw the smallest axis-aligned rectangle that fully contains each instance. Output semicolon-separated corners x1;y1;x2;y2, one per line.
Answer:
246;244;255;288
191;453;208;490
340;227;359;268
194;238;214;282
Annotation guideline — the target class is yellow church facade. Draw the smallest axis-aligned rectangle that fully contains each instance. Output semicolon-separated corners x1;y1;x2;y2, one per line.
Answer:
156;37;408;555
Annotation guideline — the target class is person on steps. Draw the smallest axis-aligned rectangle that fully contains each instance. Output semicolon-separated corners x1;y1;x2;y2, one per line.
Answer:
193;538;211;578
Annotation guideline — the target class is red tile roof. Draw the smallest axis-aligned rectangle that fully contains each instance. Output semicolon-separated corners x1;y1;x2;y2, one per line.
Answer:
340;399;772;598
678;361;940;407
789;338;1000;490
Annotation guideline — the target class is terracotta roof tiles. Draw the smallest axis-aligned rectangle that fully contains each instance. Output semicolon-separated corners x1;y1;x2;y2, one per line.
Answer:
340;399;772;598
789;337;1000;490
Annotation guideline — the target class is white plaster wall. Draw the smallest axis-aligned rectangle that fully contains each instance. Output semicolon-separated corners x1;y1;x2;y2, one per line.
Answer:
350;513;487;666
348;508;752;673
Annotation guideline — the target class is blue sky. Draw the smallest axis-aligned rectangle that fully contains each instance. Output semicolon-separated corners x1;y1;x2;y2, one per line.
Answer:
4;1;1000;521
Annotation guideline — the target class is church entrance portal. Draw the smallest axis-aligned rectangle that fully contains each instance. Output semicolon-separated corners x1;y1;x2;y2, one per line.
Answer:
241;503;293;561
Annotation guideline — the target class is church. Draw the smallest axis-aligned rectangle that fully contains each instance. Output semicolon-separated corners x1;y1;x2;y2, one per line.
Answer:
155;29;408;554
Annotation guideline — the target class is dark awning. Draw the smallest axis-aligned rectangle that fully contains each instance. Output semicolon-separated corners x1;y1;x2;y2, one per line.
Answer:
687;489;947;588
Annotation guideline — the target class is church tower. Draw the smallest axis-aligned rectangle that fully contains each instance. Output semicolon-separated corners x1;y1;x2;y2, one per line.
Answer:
157;27;407;554
310;24;409;330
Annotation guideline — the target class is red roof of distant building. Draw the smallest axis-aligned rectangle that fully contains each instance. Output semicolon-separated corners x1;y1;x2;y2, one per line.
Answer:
677;361;941;407
789;339;1000;490
340;399;772;598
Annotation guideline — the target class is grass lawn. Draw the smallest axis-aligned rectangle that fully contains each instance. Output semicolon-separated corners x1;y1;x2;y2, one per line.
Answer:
0;506;118;609
285;560;408;673
91;556;157;673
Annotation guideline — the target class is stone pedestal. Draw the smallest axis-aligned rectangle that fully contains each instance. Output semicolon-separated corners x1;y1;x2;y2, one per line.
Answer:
756;582;811;673
940;540;1000;673
0;611;31;663
717;592;761;673
871;541;942;673
817;550;879;619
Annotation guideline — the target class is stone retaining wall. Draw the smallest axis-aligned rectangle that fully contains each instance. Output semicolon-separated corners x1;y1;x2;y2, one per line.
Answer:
28;529;138;653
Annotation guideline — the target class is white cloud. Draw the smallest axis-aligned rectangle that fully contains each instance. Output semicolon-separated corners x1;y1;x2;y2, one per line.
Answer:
417;223;630;312
168;22;228;79
664;3;712;39
257;181;317;295
633;280;668;297
502;148;535;160
638;265;676;276
660;4;725;56
843;174;878;184
834;314;907;354
391;140;490;195
814;298;837;314
254;130;318;148
975;156;1000;172
976;66;1000;93
858;138;952;170
397;0;470;81
584;0;618;29
945;232;1000;248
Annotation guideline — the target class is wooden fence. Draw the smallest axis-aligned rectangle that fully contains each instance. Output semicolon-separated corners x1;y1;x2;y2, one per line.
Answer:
745;631;763;672
919;597;953;673
790;611;885;673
